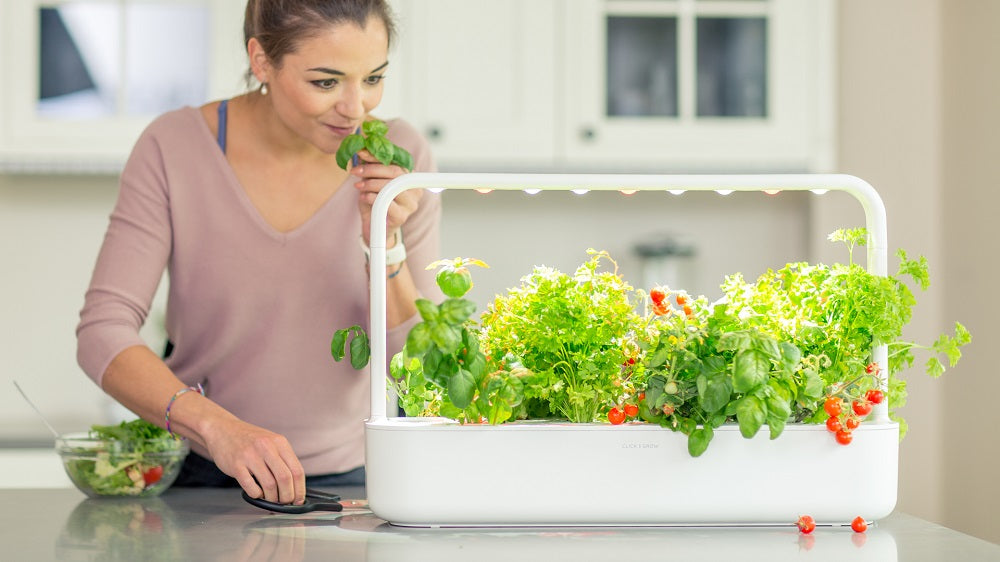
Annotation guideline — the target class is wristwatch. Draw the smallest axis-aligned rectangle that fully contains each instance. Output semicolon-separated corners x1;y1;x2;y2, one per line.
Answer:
359;231;407;265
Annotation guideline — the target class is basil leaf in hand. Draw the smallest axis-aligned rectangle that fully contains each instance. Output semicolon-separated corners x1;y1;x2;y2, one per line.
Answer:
391;147;413;171
334;118;414;171
362;119;389;137
365;134;395;166
335;134;365;170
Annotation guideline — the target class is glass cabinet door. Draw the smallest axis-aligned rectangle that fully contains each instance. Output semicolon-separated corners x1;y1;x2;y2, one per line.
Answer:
38;2;210;119
695;16;767;117
0;0;247;173
563;0;834;172
606;16;678;117
602;1;769;121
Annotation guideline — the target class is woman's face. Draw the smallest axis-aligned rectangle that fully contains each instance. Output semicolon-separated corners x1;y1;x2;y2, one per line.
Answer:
257;17;389;154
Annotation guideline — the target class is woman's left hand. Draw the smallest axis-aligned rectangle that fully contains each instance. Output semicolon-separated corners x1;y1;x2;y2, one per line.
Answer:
351;149;422;245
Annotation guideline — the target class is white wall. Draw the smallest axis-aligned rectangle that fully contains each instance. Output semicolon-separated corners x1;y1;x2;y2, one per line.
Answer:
940;1;1000;545
439;189;810;313
819;0;999;545
0;175;123;441
818;0;946;529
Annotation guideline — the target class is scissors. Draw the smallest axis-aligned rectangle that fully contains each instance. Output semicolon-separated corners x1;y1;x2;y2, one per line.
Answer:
242;488;343;514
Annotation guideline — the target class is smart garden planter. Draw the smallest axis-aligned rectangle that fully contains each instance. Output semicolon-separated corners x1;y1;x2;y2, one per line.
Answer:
364;173;897;527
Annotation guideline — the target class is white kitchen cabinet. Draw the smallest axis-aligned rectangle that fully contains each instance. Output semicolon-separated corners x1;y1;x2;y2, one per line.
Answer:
0;0;247;173
0;0;833;174
561;0;835;172
387;0;558;169
391;0;833;172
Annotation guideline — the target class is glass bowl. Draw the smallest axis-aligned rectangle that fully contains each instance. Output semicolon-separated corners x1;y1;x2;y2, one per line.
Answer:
56;432;188;497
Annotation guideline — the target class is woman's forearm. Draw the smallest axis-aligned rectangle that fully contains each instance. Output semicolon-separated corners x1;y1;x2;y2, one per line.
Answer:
99;345;232;454
384;262;419;328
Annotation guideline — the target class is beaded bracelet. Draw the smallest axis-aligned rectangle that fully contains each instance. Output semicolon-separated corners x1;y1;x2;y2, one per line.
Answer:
165;383;204;439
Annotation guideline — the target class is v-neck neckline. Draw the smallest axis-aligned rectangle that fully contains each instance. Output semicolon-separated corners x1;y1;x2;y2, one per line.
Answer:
190;105;354;243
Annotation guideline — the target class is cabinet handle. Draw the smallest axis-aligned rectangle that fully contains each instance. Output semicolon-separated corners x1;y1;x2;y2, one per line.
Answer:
580;127;597;141
427;126;443;141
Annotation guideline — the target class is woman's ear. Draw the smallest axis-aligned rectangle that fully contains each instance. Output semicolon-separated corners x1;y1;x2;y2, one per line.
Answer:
247;37;271;85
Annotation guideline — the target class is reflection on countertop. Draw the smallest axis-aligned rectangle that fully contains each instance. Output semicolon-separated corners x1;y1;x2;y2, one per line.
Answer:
2;487;997;562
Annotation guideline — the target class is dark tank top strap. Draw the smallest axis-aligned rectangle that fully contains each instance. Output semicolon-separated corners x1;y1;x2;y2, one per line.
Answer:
216;99;228;153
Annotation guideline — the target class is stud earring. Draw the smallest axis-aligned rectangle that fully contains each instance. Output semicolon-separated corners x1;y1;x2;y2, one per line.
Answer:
260;83;269;96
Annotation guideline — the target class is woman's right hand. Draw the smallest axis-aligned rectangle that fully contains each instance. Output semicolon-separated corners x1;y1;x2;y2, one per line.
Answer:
203;417;307;505
98;346;307;505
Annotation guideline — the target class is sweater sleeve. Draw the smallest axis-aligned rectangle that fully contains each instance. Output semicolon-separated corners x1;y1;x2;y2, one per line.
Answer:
76;115;175;387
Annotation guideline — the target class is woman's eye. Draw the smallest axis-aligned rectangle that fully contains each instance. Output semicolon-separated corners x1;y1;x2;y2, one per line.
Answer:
365;75;385;86
312;78;338;89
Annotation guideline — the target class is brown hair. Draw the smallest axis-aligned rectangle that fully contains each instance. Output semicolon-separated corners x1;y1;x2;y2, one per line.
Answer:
243;0;397;81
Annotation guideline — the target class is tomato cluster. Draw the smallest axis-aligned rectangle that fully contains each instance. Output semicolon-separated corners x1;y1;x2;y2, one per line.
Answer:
649;287;694;318
650;287;670;316
607;395;643;425
822;363;886;445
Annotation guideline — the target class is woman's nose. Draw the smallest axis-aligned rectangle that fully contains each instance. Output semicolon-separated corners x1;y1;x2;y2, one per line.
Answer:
337;84;365;119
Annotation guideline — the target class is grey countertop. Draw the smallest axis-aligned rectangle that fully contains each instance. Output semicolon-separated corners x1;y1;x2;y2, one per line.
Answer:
1;487;998;561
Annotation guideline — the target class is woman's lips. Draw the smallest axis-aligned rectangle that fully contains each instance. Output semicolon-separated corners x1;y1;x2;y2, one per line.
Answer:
326;124;356;137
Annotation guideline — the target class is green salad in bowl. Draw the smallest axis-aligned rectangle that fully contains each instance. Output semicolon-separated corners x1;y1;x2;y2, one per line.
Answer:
56;419;188;497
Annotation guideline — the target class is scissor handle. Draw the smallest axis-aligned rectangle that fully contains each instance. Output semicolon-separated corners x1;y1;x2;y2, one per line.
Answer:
242;490;343;514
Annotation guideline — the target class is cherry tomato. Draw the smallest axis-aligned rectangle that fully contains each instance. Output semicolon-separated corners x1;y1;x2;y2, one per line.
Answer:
826;416;842;433
682;304;693;317
650;288;667;305
652;302;670;316
851;516;868;533
661;404;675;416
623;403;639;418
796;515;816;534
865;389;885;405
852;400;873;417
638;392;645;401
626;357;636;365
607;407;626;425
823;397;842;417
835;429;853;445
676;294;688;306
845;417;860;430
865;362;880;375
142;465;164;486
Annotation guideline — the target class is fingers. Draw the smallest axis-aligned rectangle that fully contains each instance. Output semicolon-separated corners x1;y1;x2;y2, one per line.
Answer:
352;160;422;237
211;425;305;505
279;447;307;506
247;448;302;505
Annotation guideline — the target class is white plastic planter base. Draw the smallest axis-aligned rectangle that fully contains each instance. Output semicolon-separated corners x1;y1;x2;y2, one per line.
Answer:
366;418;898;527
364;173;897;527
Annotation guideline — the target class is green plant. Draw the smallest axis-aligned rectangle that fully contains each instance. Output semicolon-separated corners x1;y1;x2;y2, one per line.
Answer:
635;229;971;455
334;258;526;424
390;258;500;421
331;230;970;458
334;119;413;171
478;250;646;423
635;287;809;456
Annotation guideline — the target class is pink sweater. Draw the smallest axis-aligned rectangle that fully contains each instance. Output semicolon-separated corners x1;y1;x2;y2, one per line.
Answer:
76;107;441;474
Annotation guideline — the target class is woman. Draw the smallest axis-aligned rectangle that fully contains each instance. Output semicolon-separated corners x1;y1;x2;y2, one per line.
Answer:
75;0;440;506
